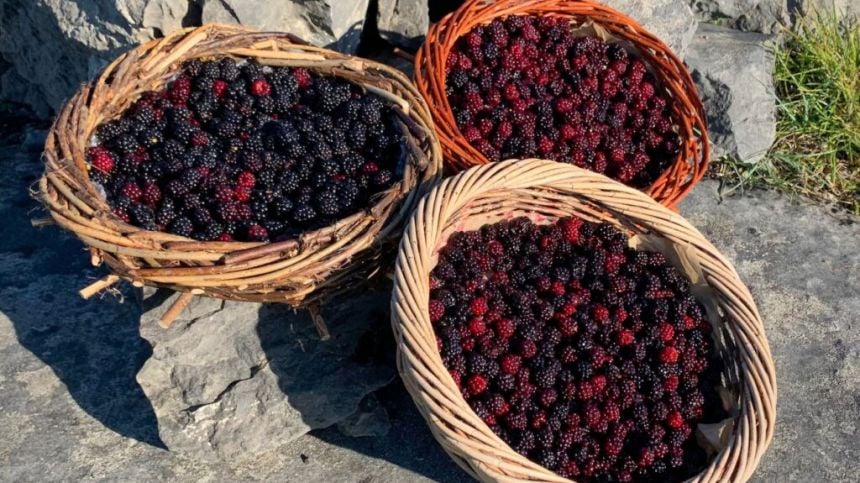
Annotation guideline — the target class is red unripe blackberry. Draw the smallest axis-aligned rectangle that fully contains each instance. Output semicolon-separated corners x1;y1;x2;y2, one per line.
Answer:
470;296;489;316
495;318;515;339
461;337;476;352
212;79;228;98
190;131;209;146
246;224;268;241
659;346;679;364
517;338;538;359
590;374;607;393
463;125;481;143
234;186;252;203
467;374;488;396
88;147;115;173
558;317;578;338
538;388;557;408
114;207;131;223
121;182;143;202
250;78;272;96
666;410;684;429
591;304;610;323
488;394;510;416
500;354;521;375
428;299;445;322
530;410;547;430
638;447;655;467
616;329;634;346
237;171;255;187
468;317;487;336
658;323;675;342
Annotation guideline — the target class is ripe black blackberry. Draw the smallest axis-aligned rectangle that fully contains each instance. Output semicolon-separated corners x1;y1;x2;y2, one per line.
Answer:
430;215;721;482
315;189;340;217
90;59;405;241
169;216;194;237
291;204;317;223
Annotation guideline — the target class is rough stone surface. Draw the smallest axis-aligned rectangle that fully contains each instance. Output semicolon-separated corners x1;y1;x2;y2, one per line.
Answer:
337;394;391;438
687;0;789;33
603;0;699;58
0;0;194;117
685;23;777;162
200;0;370;54
376;0;429;49
689;0;858;33
2;123;860;480
136;288;396;461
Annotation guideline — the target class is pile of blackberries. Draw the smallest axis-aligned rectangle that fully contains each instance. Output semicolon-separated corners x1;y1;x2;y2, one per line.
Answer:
87;58;404;242
445;16;681;187
429;217;725;482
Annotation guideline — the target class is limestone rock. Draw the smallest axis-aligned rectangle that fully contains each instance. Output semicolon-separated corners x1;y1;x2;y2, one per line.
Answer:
688;0;857;34
685;23;777;162
377;0;429;49
200;0;370;54
337;393;391;438
687;0;789;33
0;0;194;117
602;0;699;58
136;289;396;461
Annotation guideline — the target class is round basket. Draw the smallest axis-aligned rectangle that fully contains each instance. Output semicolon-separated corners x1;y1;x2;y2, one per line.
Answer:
391;159;775;482
39;24;442;326
414;0;709;207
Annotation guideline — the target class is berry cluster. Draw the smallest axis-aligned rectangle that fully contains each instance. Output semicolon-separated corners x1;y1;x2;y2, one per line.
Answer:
445;16;681;187
429;217;724;482
87;58;404;242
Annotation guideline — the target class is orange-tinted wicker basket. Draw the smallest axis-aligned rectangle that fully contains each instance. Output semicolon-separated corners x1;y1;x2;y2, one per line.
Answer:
414;0;710;207
391;159;776;482
38;24;442;328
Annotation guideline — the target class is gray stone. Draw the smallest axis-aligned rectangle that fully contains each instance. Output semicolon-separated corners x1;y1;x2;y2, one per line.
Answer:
687;0;789;33
603;0;699;58
200;0;370;54
685;23;776;162
136;288;396;461
377;0;429;49
337;393;391;438
689;0;857;33
0;0;194;117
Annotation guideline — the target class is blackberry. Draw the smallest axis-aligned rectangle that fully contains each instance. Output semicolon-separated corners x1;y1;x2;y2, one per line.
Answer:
91;60;404;241
130;204;157;230
291;204;317;223
169;216;194;237
315;190;340;217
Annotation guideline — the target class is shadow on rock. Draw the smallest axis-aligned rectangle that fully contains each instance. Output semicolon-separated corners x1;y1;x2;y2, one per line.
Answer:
0;125;163;447
261;291;468;481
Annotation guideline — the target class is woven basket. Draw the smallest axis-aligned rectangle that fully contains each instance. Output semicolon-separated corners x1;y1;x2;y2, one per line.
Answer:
414;0;709;207
39;24;442;328
391;159;776;482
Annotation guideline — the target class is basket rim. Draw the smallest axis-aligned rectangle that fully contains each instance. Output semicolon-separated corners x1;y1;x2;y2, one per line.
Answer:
390;159;776;482
39;23;442;305
413;0;710;208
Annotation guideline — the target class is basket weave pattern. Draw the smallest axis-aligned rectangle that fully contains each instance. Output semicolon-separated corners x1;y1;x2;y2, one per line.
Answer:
39;24;442;307
414;0;710;207
391;160;776;482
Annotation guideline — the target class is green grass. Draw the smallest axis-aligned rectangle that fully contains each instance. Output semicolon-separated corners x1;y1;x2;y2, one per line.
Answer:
714;8;860;214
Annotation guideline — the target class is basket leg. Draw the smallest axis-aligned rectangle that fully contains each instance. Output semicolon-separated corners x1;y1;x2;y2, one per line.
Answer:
159;292;194;329
308;303;331;341
79;275;120;299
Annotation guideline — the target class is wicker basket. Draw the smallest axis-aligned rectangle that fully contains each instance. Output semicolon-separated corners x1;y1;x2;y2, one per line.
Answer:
39;24;442;328
391;159;776;482
414;0;709;207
